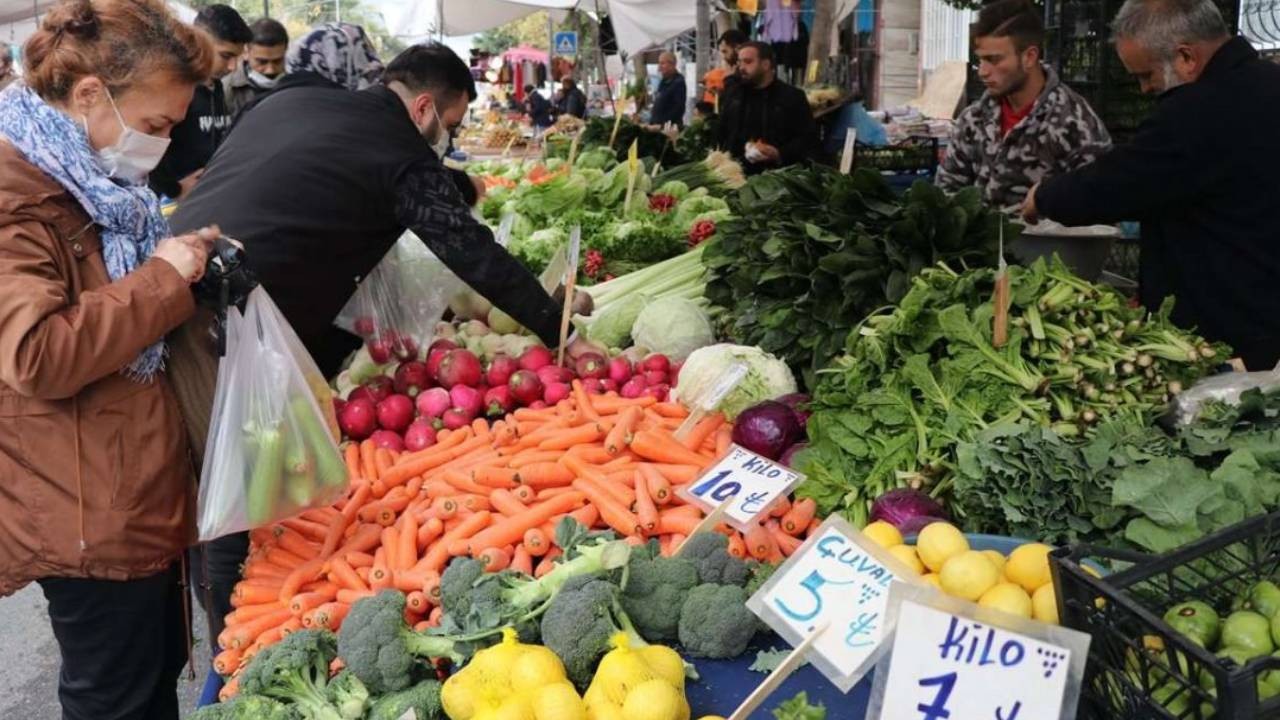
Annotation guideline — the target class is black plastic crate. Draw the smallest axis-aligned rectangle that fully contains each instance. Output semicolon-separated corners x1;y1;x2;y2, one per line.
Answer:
854;137;939;174
1052;511;1280;719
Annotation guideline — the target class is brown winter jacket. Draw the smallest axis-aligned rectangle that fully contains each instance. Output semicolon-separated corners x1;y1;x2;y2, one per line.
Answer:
0;139;198;597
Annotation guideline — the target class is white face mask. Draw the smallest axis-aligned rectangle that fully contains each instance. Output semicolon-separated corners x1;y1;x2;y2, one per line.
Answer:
423;103;450;159
249;70;281;89
86;89;170;184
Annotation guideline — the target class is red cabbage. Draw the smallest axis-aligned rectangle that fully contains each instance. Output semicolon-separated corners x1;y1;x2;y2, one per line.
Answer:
731;401;801;460
870;488;949;531
776;393;811;430
779;442;808;469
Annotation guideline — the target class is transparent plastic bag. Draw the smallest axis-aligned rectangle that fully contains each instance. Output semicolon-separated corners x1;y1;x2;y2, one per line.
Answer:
335;232;466;363
198;288;348;541
1174;363;1280;426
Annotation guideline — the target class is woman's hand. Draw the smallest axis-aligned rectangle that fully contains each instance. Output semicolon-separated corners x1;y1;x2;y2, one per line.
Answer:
154;225;219;283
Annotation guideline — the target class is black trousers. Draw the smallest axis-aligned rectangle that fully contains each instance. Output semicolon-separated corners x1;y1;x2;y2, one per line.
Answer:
188;530;250;651
38;563;188;720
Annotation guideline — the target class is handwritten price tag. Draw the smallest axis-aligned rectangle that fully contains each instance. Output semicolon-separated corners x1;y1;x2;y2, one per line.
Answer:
746;516;922;691
677;445;802;531
867;583;1090;720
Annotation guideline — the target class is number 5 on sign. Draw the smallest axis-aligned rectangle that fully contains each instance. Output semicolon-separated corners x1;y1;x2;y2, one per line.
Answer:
677;445;803;532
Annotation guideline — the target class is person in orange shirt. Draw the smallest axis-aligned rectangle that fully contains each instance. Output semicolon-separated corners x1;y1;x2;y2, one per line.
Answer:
703;29;747;105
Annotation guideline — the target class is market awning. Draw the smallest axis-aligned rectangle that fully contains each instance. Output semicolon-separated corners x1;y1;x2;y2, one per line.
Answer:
1;0;195;47
503;44;550;64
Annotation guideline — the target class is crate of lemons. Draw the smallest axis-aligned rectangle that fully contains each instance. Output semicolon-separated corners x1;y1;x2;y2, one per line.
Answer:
861;520;1092;625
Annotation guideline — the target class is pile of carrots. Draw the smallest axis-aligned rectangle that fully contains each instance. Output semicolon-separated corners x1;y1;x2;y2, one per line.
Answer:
215;382;821;699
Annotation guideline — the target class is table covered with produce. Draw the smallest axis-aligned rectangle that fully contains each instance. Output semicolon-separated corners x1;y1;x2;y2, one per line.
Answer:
189;135;1280;720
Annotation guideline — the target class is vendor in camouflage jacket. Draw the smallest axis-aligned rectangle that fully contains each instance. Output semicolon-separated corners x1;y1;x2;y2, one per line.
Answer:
936;0;1110;208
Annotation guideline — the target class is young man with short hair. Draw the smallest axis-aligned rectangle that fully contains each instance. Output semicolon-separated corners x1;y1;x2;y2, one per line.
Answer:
224;18;289;117
935;0;1110;207
717;41;816;173
703;29;746;105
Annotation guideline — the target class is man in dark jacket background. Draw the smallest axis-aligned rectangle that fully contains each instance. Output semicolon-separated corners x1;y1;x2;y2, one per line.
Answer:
718;42;817;174
148;4;249;200
1023;0;1280;370
647;51;687;128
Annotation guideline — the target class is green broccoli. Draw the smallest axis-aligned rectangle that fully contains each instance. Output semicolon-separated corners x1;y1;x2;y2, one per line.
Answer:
679;532;751;586
326;670;370;720
190;695;298;720
678;584;759;659
745;560;780;597
539;573;648;688
620;543;700;641
237;629;343;720
367;679;444;720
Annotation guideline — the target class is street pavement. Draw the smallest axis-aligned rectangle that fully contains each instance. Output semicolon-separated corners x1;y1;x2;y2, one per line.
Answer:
0;582;211;719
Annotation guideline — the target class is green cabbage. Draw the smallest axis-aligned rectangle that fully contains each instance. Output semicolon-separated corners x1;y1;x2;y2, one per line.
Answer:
674;195;730;229
631;297;714;362
574;293;649;349
510;227;567;272
674;344;797;419
656;180;690;200
575;147;617;170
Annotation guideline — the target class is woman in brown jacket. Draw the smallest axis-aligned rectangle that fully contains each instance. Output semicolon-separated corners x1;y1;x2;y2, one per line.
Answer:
0;0;221;717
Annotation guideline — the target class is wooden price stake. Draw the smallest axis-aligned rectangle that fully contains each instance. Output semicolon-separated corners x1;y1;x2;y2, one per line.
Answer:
567;132;582;166
673;362;748;441
839;130;857;175
609;97;627;147
674;496;732;553
729;624;829;720
623;139;640;213
992;220;1010;348
556;225;583;365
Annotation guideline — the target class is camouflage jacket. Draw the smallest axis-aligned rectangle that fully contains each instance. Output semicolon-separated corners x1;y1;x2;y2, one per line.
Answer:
936;66;1111;208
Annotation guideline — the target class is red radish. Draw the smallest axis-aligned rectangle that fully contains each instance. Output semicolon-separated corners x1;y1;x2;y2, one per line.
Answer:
449;386;484;418
620;377;647;399
347;386;373;404
508;370;544;406
436;349;483;389
403;419;437;451
643;370;668;387
426;339;458;377
518;346;554;372
370;430;405;452
366;336;393;365
416;388;451;419
644;384;671;402
375;395;415;432
393;361;432;397
363;376;395;404
543;382;571;405
442;407;473;430
582;378;605;395
333;397;347;418
338;398;377;440
574;353;608;381
486;355;519;387
428;338;458;355
484;386;515;416
528;401;548;410
641;354;671;374
536;365;573;386
601;379;618;393
392;336;419;362
607;357;633;386
353;316;377;337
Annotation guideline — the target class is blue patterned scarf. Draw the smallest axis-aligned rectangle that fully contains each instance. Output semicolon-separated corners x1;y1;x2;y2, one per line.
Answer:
0;83;168;381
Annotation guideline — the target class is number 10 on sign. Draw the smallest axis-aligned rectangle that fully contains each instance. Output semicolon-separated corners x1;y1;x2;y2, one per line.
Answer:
678;445;804;532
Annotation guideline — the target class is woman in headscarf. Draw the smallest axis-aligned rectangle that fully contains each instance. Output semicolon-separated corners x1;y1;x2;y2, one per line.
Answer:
287;21;385;90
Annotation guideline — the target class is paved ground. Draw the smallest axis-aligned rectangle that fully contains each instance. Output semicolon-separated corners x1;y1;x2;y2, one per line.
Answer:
0;582;211;719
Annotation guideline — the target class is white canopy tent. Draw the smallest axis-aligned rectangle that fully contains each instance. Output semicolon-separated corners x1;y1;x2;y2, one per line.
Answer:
2;0;195;54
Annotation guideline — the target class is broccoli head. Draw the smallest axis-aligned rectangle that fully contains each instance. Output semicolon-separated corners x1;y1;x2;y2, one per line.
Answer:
238;629;343;720
191;695;297;720
326;670;370;720
367;679;444;720
338;590;471;695
678;584;758;659
620;544;700;642
540;573;647;688
679;532;750;586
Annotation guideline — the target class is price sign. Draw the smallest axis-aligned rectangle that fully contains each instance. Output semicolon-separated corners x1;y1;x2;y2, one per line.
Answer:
746;516;922;691
623;139;640;213
867;583;1090;720
806;59;821;85
678;445;803;531
609;105;626;147
839;130;857;175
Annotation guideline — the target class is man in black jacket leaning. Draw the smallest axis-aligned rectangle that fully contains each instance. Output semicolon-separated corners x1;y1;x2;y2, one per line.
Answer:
1023;0;1280;370
718;42;817;174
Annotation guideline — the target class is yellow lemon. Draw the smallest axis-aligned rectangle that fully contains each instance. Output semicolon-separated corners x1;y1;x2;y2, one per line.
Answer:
442;673;480;720
695;717;727;720
638;645;687;690
1033;583;1060;624
1006;543;1054;593
921;573;942;589
916;522;969;573
982;550;1007;574
862;521;904;549
621;679;684;720
493;695;537;720
587;702;627;720
939;551;1001;601
887;544;924;575
978;583;1034;619
511;647;569;692
531;682;587;720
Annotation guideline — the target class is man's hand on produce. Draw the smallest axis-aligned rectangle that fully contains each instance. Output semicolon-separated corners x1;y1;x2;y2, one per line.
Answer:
756;142;781;162
571;289;594;317
1022;184;1041;224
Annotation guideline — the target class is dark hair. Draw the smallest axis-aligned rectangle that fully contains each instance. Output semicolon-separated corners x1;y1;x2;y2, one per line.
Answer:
562;77;576;88
738;40;774;63
24;0;215;101
972;0;1045;54
250;17;288;47
385;43;478;102
718;29;747;47
195;4;251;44
694;100;715;115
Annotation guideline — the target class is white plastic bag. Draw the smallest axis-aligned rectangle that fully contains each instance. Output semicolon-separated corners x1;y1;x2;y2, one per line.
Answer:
198;288;348;540
1175;364;1280;426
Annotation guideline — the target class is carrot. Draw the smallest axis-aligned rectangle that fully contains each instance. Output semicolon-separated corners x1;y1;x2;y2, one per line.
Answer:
516;462;576;488
631;430;713;467
459;494;491;513
572;381;602;422
522;527;550;557
474;466;520;489
405;591;429;614
234;583;283;607
573;479;641;536
514;407;559;422
243;562;291;581
770;522;803;556
276;556;325;602
380;526;401;571
508;450;565;468
511;544;534;575
661;534;686;557
560;453;608;484
397;515;420;571
598;476;637;508
727;532;748;559
632;470;660;535
281;518;330;544
490;488;529;516
568;446;617;466
648;463;700;485
781;498;818;535
417;517;444;550
533;549;561;578
638;464;673;505
227;600;287;625
213;647;242;675
314;601;351;630
344;443;362;482
336;523;384;557
511;484;537;504
345;552;375;568
369;564;394;591
289;591;335;617
538;422;602;451
252;624;285;650
680;413;724;451
278;617;304;637
322;482;372;557
328;557;369;592
590;394;657;414
744;522;779;561
379;431;472;487
219;675;240;702
418;510;493;574
715;426;733;457
336;588;374;605
568;504;600;530
478;546;511;572
274;528;321;560
655;510;700;536
226;608;292;650
360;440;379;484
769;496;792;519
443;469;494;497
374;448;395;479
460;492;586;555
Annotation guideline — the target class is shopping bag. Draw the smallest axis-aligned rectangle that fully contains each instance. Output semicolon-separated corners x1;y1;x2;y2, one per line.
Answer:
198;287;347;540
